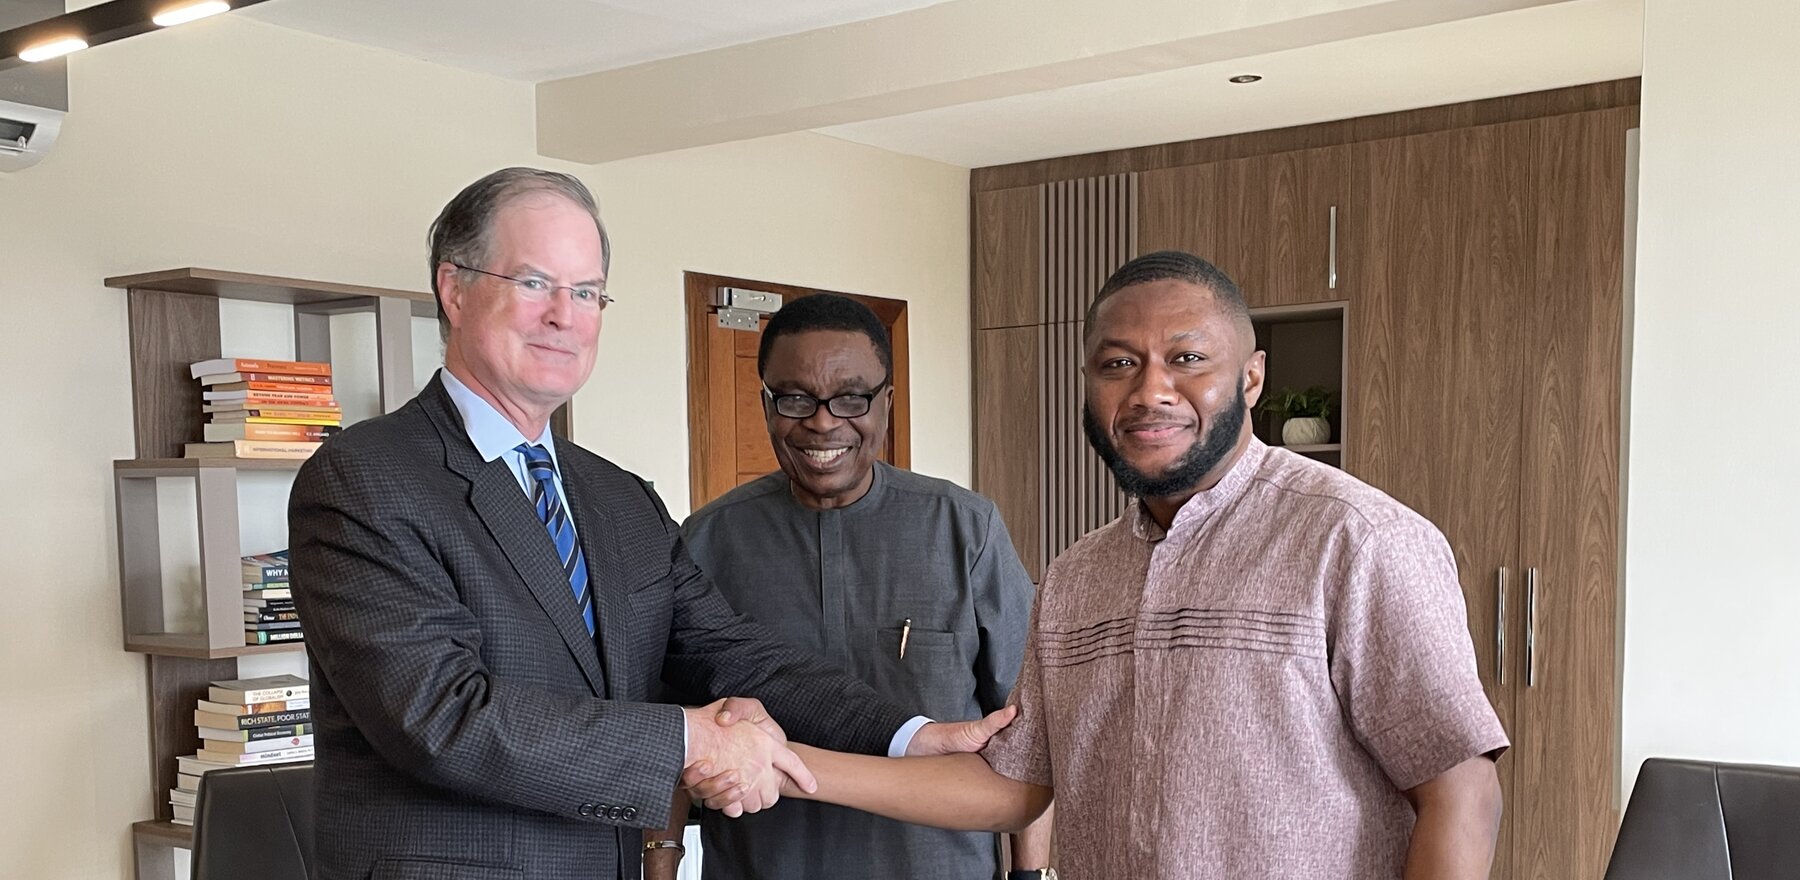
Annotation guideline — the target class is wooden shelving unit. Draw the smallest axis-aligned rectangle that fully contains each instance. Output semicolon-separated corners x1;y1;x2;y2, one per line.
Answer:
1282;443;1343;454
110;269;433;879
1251;301;1348;466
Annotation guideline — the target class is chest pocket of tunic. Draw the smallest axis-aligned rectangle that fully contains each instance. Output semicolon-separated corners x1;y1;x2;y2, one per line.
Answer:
867;626;971;722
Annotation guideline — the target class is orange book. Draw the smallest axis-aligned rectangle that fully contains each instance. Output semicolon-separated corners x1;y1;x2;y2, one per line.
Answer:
210;410;343;423
205;380;337;395
205;404;342;417
203;392;338;406
204;423;339;442
184;440;321;460
189;358;331;379
200;372;334;387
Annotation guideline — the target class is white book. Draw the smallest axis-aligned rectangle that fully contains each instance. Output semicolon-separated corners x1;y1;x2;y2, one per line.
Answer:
176;773;202;792
178;747;313;774
172;805;194;825
169;789;197;808
195;697;308;716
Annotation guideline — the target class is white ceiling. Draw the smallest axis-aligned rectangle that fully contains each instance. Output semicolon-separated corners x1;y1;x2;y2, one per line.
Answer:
243;0;953;81
818;0;1644;167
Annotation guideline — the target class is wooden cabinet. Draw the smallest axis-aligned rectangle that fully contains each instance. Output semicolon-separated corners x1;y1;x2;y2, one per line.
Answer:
1140;145;1349;308
971;96;1635;878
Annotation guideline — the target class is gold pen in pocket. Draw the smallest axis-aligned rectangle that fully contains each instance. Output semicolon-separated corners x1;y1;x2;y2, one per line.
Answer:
899;618;912;659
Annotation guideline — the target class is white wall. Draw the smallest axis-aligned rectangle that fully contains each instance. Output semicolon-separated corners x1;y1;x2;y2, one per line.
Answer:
0;14;968;879
574;133;971;516
1621;0;1800;792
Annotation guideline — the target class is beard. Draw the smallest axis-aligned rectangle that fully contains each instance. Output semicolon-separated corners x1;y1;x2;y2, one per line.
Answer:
1082;379;1248;499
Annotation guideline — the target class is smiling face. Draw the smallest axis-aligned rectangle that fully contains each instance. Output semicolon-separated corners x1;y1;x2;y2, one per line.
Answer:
760;328;892;510
439;191;604;433
1082;278;1264;523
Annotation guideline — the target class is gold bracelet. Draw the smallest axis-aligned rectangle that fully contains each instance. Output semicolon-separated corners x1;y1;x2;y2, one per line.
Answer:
644;840;685;854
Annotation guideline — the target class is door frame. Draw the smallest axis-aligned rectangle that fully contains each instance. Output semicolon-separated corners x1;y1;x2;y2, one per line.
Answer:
683;271;911;513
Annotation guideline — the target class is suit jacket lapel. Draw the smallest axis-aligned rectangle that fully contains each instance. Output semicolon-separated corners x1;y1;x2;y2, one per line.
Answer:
558;442;633;701
419;377;608;698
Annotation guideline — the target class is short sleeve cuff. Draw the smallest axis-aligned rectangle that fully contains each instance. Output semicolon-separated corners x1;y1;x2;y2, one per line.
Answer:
981;727;1053;787
1366;689;1512;791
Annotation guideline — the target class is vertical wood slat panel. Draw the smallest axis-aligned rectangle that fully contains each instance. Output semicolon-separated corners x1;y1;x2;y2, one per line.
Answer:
1038;173;1138;564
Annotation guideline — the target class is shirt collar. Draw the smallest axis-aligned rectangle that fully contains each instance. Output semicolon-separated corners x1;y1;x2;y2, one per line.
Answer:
1130;435;1268;541
439;367;559;467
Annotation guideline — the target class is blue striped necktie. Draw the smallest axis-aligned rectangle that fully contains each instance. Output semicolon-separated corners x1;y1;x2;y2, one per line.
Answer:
517;443;593;635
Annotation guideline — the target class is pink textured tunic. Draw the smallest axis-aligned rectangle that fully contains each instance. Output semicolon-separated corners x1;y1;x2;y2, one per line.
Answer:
983;438;1508;878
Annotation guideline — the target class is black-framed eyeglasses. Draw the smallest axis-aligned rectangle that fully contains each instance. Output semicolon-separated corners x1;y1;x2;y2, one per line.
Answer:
453;264;614;309
762;379;890;419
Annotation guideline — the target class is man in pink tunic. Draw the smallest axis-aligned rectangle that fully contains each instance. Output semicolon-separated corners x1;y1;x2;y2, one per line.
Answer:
687;250;1509;880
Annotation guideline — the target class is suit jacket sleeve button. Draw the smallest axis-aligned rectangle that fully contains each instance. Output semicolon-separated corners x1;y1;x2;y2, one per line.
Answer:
577;803;594;817
622;807;638;821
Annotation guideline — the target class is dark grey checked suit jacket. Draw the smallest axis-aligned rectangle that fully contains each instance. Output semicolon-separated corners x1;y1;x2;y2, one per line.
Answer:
289;376;913;880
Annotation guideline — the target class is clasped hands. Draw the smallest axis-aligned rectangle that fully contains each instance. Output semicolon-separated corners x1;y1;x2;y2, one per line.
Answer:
681;697;1017;818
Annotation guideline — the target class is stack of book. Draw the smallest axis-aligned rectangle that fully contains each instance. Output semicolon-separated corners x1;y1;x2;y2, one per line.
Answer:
243;551;303;646
184;357;341;460
172;674;312;825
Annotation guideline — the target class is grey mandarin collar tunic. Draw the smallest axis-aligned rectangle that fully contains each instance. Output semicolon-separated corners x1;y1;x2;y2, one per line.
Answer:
680;461;1035;880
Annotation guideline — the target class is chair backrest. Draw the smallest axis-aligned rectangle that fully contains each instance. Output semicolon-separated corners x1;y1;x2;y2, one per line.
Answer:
1605;757;1800;880
189;762;313;880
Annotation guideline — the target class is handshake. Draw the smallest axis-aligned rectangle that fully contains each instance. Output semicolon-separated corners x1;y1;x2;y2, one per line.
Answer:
680;697;1015;817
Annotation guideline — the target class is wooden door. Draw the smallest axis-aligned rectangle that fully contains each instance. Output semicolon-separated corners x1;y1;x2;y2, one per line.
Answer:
972;185;1048;580
1511;107;1632;880
1348;122;1533;880
684;272;911;513
1139;145;1350;308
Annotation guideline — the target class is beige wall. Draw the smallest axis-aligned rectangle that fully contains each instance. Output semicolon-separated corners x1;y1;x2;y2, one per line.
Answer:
575;133;971;517
1621;0;1800;792
0;15;968;879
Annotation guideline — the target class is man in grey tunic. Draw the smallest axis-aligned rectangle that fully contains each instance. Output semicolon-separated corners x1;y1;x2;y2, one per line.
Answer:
646;294;1054;880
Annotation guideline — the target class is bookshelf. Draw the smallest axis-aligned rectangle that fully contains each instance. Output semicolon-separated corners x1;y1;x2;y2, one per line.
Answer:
109;269;432;880
1250;301;1348;466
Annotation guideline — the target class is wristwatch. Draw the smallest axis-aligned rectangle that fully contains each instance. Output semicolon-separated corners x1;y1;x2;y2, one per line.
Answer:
1007;870;1057;880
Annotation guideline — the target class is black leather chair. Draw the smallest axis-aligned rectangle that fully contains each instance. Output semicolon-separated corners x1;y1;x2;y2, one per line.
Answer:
189;762;313;880
1605;758;1800;880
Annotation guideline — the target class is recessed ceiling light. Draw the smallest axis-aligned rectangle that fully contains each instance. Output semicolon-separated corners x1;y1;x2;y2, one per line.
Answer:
1229;74;1263;84
154;1;232;27
19;36;88;63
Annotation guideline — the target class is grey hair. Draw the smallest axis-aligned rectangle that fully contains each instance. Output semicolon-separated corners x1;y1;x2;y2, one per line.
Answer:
427;167;612;341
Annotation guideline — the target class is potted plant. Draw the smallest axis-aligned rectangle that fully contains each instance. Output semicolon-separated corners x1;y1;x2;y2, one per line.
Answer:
1259;385;1336;446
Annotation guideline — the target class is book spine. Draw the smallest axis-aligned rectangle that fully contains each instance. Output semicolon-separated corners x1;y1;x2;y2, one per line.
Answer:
245;611;302;623
195;745;316;764
236;709;312;728
199;723;308;742
205;392;340;405
246;629;307;645
224;360;332;377
232;688;311;707
205;424;336;442
214;372;333;385
238;411;345;423
240;380;335;393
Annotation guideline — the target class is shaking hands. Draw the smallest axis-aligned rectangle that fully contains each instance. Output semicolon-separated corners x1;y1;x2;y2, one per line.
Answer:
681;697;813;818
681;700;1019;816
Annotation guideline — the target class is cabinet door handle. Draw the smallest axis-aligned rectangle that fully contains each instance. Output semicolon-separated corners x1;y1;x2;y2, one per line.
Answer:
1328;205;1339;289
1526;567;1539;687
1496;567;1508;686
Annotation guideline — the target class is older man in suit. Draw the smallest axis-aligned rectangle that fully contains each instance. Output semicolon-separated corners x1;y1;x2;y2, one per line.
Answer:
289;167;1009;880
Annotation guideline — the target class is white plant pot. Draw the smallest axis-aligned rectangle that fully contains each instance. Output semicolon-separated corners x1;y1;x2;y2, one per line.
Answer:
1281;417;1331;446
